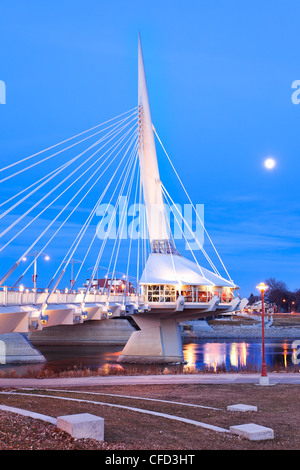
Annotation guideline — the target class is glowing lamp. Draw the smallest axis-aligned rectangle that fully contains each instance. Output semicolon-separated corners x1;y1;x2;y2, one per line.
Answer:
82;311;88;320
41;314;49;325
256;282;268;292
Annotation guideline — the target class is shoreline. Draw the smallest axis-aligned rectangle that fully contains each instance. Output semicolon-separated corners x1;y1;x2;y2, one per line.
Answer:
181;325;300;340
0;371;300;387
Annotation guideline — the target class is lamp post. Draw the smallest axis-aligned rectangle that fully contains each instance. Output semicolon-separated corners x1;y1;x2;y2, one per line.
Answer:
256;282;269;385
87;265;107;291
22;251;50;290
69;259;83;290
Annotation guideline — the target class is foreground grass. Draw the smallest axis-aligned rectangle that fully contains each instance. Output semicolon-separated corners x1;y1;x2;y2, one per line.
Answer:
1;360;299;379
0;383;299;450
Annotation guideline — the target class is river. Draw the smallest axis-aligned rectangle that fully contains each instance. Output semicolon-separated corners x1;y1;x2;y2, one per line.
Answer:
0;337;298;376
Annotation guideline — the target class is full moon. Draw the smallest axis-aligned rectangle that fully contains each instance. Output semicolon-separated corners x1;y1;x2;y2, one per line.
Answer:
264;157;276;170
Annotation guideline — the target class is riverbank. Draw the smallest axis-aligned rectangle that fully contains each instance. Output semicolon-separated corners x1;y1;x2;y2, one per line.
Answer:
182;324;300;339
181;314;300;339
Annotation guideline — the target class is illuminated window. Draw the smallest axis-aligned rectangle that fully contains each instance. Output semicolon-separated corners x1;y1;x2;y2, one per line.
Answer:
146;284;176;302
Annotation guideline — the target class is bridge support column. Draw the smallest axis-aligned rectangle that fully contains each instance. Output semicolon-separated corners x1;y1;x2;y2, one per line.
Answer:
117;315;184;364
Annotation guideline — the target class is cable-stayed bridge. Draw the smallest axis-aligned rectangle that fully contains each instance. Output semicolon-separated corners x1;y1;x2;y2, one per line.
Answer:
0;36;247;363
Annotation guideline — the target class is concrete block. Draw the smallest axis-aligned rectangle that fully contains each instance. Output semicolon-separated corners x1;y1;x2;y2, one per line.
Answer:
259;375;270;386
230;423;274;440
227;404;258;412
57;413;104;441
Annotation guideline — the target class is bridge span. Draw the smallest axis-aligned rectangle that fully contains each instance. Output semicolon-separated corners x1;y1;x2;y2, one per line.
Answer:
0;286;246;363
0;35;248;364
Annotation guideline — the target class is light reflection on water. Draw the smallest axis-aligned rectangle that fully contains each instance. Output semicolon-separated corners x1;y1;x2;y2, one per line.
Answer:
184;341;249;369
182;338;297;371
0;338;298;376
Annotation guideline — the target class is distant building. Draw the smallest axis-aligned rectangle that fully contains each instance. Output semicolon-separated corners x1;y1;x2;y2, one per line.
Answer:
244;300;276;314
84;278;135;294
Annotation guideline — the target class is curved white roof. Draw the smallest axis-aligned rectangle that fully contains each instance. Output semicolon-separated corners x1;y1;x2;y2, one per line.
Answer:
139;253;237;288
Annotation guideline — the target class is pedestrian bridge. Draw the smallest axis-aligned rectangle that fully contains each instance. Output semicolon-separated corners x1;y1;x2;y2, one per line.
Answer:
0;285;245;337
0;35;248;363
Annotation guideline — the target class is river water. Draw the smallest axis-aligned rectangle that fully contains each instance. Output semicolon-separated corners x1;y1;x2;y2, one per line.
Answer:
1;338;299;376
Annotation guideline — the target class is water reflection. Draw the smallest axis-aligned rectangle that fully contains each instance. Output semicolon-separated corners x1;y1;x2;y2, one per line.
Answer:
229;342;247;368
203;342;226;371
184;342;197;367
0;338;298;376
184;341;250;370
182;338;299;371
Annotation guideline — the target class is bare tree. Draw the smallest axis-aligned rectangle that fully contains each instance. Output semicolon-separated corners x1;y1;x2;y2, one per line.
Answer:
248;293;260;305
265;278;289;312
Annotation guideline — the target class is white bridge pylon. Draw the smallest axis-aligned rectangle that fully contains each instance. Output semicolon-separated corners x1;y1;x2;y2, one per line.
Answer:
0;35;247;363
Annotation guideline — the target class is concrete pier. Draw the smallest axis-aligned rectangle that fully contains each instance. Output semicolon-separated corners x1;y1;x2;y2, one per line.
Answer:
0;333;46;364
118;315;184;364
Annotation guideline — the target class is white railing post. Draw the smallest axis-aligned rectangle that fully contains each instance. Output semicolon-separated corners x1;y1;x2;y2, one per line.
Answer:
3;286;7;307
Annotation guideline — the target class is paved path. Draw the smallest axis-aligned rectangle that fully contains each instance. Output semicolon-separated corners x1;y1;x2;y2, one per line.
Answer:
0;373;299;388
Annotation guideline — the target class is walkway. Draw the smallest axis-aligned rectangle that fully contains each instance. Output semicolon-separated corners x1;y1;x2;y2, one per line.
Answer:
0;372;299;388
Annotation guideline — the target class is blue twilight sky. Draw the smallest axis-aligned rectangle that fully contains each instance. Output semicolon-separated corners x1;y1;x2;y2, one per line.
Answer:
0;0;300;298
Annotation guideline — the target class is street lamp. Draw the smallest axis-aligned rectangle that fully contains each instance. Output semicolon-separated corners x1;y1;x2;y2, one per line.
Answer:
69;259;83;289
22;251;50;289
87;265;107;291
256;282;269;385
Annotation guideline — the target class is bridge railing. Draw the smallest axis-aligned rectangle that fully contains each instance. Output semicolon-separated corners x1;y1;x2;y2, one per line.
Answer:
0;286;141;307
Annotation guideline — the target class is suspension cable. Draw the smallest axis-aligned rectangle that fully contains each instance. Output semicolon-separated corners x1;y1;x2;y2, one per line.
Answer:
51;131;139;296
11;128;140;284
82;140;139;301
106;148;139;301
162;186;215;285
0;120;138;251
0;116;137;239
73;139;138;288
161;183;220;276
124;164;140;301
0;112;137;217
0;106;138;175
153;126;233;283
